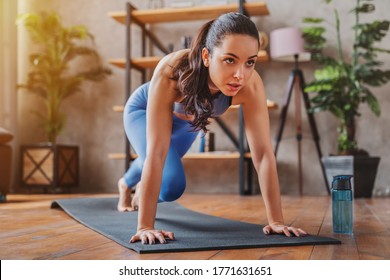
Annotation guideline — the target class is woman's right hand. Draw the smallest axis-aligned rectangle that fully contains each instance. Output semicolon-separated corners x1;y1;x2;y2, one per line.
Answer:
130;228;175;244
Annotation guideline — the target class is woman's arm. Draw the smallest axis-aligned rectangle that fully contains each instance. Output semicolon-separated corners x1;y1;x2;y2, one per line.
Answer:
235;72;307;237
129;55;179;244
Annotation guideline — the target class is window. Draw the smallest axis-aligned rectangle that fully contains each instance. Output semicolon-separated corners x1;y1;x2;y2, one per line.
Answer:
0;0;17;129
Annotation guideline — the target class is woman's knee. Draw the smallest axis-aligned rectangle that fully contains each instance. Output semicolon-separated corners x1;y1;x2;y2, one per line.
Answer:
159;176;186;202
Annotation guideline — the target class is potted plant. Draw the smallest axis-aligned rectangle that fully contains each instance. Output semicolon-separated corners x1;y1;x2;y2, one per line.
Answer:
302;0;390;197
18;12;111;193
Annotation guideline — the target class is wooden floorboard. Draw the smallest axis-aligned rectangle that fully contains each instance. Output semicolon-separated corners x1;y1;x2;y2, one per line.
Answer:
0;193;389;260
311;197;361;260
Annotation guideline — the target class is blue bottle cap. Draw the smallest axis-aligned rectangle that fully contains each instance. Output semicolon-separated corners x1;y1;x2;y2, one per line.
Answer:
332;175;353;190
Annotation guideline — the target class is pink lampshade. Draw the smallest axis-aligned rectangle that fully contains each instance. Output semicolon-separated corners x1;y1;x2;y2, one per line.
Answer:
270;27;311;62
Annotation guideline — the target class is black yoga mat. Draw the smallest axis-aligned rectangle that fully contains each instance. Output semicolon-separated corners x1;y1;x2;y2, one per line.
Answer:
51;197;340;254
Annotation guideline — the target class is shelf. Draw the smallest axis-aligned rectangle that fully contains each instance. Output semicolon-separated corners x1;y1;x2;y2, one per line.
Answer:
109;2;269;25
112;99;277;113
109;56;162;71
112;105;124;112
228;101;278;110
109;50;269;71
109;152;251;160
108;153;128;160
184;152;252;159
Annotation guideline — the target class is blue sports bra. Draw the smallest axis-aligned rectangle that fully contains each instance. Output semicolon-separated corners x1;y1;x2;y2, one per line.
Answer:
173;92;232;118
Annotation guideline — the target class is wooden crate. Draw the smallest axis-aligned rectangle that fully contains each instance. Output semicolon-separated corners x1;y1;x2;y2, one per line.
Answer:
20;144;79;193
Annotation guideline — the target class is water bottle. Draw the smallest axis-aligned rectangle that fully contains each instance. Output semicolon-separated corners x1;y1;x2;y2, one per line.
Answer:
332;175;353;234
199;131;205;152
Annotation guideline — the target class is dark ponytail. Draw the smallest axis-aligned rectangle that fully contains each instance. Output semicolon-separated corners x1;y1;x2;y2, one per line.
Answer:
172;20;215;132
172;13;259;132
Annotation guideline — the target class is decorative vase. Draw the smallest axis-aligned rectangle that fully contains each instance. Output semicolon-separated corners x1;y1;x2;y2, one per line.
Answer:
322;155;380;198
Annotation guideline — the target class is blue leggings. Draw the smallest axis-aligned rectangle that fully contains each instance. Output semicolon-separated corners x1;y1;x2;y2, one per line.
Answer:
123;82;198;202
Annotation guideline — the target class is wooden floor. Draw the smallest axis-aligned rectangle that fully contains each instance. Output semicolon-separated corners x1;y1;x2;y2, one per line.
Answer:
0;193;389;260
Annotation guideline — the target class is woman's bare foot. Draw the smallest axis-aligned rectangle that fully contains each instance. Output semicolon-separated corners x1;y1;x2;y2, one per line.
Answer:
131;182;140;211
117;178;135;212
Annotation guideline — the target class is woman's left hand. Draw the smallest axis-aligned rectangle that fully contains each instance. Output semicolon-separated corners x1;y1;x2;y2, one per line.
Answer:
263;222;308;237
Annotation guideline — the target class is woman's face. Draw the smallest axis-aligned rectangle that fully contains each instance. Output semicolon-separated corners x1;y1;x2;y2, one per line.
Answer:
202;34;259;96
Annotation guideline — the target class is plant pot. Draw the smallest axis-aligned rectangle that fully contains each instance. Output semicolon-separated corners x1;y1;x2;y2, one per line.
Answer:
20;143;79;193
322;155;380;198
0;145;12;202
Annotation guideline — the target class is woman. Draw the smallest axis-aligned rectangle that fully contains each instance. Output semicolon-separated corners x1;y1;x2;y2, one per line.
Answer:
117;12;307;244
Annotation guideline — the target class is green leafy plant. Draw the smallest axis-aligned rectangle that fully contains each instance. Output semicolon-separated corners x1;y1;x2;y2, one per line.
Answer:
18;12;112;144
302;0;390;155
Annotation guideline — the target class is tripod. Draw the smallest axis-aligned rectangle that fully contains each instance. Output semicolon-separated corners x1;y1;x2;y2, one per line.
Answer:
274;56;330;195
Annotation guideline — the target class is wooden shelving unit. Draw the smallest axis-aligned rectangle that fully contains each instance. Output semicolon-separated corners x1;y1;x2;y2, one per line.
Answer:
108;1;272;195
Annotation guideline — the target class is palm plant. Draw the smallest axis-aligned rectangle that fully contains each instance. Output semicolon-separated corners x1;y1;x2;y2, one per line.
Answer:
302;0;390;155
18;12;111;144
